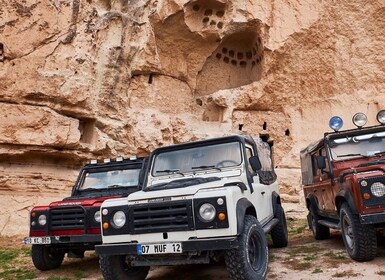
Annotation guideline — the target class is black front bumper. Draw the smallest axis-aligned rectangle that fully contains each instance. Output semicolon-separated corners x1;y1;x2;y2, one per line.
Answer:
360;212;385;224
25;234;101;245
95;237;239;256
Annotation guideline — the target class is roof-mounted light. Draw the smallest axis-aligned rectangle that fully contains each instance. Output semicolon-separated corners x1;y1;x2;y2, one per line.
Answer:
352;113;367;128
116;156;124;162
377;110;385;125
90;159;97;164
103;158;111;163
329;116;343;132
129;155;137;161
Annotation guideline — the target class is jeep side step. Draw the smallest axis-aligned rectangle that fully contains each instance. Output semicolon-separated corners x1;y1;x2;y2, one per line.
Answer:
318;219;340;229
263;218;279;233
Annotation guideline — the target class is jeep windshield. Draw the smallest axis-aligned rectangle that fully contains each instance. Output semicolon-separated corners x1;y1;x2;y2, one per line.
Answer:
328;131;385;161
78;168;141;192
152;141;243;177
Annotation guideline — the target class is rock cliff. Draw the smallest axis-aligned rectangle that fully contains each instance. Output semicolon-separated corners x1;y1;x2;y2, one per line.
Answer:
1;0;384;235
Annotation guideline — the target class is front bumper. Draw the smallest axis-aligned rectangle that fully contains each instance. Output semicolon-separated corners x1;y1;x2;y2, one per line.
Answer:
24;234;101;245
95;237;239;256
360;212;385;224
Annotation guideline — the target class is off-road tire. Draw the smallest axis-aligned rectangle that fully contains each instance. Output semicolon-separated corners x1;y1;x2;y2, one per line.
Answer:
31;245;64;271
270;204;288;248
99;254;149;280
307;207;330;240
340;203;377;261
224;215;268;280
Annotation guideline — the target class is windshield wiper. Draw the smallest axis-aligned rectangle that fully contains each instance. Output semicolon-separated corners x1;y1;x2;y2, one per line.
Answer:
107;184;132;189
337;153;368;158
192;165;222;172
156;169;185;177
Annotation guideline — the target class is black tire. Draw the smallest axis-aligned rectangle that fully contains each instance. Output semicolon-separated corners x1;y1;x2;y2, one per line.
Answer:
224;215;268;280
99;255;149;280
31;245;64;271
270;204;288;248
307;207;330;240
340;203;377;261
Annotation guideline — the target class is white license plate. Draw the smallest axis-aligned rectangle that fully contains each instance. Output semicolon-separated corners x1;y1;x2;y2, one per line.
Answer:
137;243;182;255
23;237;51;245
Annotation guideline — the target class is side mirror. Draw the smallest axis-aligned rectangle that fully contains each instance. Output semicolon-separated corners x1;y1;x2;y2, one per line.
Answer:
249;156;262;172
316;156;326;170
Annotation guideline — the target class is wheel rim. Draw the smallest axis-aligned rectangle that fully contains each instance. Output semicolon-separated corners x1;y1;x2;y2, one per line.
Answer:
247;230;264;272
342;214;354;249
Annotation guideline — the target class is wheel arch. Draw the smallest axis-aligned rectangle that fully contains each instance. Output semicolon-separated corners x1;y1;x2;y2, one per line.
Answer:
272;191;282;216
236;198;257;235
335;189;358;214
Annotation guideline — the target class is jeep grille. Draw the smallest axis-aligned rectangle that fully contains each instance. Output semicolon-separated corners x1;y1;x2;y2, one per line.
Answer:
129;200;194;234
50;206;85;230
359;176;385;207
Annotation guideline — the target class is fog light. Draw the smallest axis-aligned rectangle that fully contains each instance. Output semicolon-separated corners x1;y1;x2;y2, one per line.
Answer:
218;213;226;221
329;116;343;132
352;113;367;128
377;110;385;125
103;222;109;229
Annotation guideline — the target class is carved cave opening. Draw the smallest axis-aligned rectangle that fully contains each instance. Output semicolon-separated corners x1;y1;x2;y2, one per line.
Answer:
196;30;264;95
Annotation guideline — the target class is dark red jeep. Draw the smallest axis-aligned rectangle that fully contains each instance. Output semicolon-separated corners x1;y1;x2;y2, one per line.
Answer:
23;156;146;270
301;111;385;261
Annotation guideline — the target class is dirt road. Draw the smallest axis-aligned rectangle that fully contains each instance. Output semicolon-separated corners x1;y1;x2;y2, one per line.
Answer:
1;218;385;280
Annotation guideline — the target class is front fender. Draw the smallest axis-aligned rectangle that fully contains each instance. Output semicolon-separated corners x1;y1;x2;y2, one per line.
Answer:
335;188;358;214
236;198;256;235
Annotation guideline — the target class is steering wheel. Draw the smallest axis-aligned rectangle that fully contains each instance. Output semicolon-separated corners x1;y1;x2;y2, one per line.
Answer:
216;160;238;168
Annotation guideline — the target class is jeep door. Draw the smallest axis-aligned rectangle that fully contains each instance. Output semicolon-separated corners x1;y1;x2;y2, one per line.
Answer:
246;144;274;224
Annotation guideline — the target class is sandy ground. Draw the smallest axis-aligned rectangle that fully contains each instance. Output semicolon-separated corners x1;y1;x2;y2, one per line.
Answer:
1;218;385;280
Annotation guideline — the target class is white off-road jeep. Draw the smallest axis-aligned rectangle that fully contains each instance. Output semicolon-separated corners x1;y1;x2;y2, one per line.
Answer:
96;135;288;280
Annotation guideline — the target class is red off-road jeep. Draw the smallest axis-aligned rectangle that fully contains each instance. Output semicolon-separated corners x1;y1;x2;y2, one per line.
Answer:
301;111;385;261
23;156;146;270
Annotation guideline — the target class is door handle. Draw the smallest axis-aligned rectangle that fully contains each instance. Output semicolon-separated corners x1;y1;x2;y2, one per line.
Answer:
261;191;265;195
322;189;326;192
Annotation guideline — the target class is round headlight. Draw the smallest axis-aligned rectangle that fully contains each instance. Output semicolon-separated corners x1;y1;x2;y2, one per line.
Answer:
94;211;101;223
112;211;126;229
371;182;385;197
199;203;216;222
38;215;47;226
329;116;343;132
352;113;367;128
376;110;385;125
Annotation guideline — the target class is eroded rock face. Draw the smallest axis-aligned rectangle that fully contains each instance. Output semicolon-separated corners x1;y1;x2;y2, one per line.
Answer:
0;0;385;235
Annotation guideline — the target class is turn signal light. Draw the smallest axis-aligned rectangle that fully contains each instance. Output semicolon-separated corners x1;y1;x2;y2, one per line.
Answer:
363;193;371;200
218;213;226;221
103;222;109;229
31;212;36;218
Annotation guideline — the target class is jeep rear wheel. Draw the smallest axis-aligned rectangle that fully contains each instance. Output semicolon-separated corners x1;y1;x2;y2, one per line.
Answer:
270;204;288;248
225;215;268;280
99;255;149;280
31;244;64;271
340;203;377;261
307;207;330;240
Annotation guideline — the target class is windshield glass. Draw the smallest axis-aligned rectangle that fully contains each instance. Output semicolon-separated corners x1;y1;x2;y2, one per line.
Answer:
152;141;243;176
78;168;141;191
329;131;385;161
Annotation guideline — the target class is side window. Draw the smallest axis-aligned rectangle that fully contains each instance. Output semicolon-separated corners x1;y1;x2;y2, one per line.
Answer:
320;148;330;174
245;146;254;174
311;152;319;177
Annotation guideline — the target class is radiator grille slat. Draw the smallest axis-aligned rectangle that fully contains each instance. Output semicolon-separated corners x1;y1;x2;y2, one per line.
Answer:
129;200;194;234
50;206;85;230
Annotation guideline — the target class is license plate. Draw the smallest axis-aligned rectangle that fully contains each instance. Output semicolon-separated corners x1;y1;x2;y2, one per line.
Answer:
23;237;51;245
137;243;182;255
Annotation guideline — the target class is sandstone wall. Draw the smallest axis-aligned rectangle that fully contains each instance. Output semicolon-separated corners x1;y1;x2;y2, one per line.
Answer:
1;0;385;236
